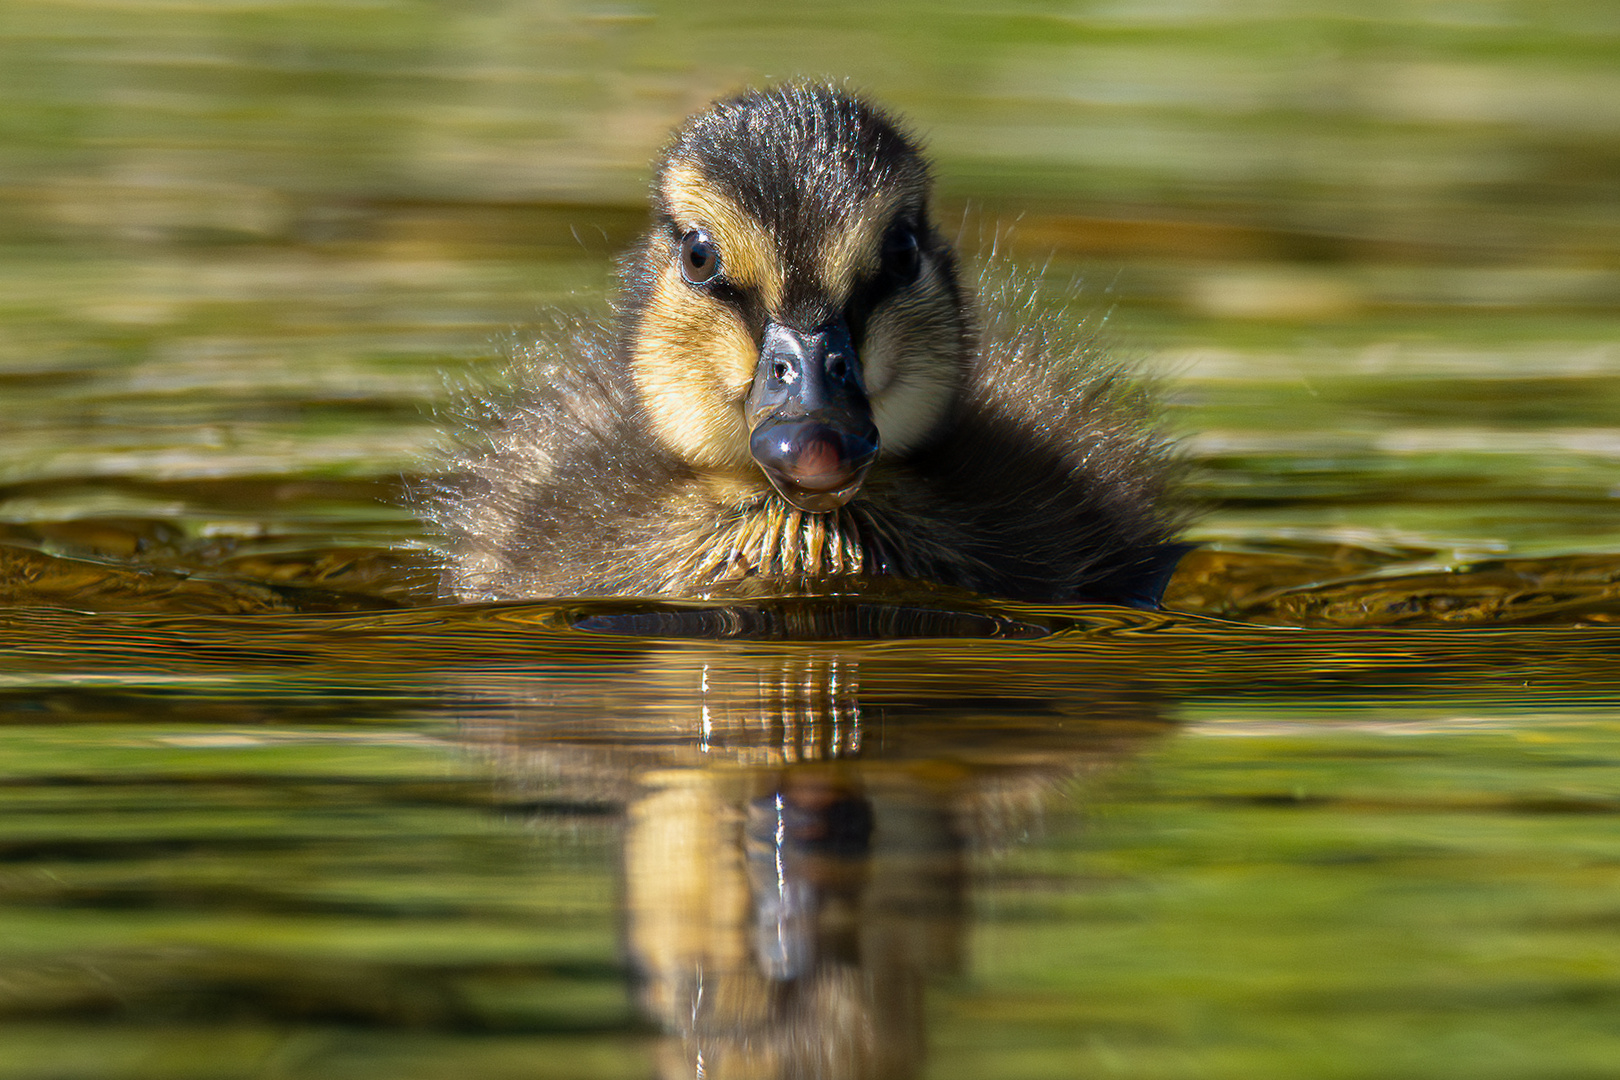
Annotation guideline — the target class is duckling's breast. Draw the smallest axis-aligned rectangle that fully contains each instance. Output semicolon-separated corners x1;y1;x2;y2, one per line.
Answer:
651;494;982;597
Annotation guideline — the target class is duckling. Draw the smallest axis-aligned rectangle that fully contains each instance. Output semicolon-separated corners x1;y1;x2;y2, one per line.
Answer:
435;84;1188;607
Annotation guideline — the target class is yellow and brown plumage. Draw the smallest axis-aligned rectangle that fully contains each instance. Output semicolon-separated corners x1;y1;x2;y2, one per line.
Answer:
435;84;1188;606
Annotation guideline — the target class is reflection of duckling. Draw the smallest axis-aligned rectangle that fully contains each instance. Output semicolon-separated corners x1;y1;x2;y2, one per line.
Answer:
437;83;1187;605
470;650;1171;1080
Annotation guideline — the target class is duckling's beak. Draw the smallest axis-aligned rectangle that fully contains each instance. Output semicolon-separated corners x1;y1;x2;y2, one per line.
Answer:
746;320;880;512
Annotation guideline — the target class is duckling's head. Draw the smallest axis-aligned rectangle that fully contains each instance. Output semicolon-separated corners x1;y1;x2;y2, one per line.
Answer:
621;84;968;512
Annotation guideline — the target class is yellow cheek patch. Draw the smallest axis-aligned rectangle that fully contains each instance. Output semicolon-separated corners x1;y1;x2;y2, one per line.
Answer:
631;263;759;473
662;163;783;311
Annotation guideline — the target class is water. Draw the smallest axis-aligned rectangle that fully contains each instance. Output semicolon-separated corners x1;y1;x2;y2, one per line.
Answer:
3;605;1618;1076
3;1;1620;1076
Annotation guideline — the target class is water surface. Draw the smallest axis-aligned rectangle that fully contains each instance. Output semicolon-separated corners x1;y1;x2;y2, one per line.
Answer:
3;602;1619;1077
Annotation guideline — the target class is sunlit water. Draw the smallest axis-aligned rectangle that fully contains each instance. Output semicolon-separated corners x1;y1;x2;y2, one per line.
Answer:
4;1;1620;1077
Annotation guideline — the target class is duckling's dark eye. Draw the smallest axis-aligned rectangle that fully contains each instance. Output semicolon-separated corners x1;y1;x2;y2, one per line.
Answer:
679;229;721;285
881;223;921;286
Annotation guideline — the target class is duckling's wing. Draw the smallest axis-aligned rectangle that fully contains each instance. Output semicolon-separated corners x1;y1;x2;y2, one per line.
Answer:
915;270;1190;605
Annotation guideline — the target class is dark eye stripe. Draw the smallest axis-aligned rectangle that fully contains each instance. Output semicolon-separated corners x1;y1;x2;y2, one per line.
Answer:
708;280;751;315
